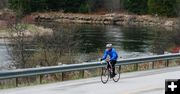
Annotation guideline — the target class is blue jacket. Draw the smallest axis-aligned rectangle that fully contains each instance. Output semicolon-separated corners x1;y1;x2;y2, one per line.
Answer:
102;48;118;61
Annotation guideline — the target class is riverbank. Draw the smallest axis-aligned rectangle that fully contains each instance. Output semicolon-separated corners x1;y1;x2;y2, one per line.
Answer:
32;12;180;29
0;24;53;38
1;11;180;30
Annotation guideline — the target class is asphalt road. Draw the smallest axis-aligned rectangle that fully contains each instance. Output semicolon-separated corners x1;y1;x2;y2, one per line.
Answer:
0;66;180;94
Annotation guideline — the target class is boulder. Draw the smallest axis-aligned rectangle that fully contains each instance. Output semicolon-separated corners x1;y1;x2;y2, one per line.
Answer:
164;20;174;27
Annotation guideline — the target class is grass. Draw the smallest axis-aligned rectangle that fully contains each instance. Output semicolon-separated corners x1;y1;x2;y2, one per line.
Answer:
26;24;38;32
0;23;51;33
0;27;8;33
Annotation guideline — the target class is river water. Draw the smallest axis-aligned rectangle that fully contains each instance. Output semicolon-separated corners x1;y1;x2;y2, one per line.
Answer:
0;23;179;69
40;23;178;55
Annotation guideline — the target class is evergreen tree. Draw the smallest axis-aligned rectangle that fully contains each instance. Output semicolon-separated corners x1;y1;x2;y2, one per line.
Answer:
8;0;31;16
148;0;177;17
124;0;148;14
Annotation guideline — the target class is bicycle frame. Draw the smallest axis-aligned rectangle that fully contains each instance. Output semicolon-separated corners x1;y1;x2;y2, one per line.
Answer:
106;61;113;73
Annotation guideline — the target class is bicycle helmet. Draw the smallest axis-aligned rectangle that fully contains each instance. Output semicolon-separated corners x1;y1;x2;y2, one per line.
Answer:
106;44;112;48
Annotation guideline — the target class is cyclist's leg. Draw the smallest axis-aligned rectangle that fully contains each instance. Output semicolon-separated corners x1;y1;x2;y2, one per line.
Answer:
110;60;116;76
107;61;113;78
107;61;111;69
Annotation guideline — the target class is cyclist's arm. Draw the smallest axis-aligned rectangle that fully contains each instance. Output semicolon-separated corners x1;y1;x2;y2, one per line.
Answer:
102;50;108;60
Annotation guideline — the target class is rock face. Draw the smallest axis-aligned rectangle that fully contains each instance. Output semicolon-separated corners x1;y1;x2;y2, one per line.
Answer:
164;20;174;26
32;12;178;28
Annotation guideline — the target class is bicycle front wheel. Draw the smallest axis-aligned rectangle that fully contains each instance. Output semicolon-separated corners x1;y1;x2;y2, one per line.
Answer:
113;67;120;82
101;68;109;84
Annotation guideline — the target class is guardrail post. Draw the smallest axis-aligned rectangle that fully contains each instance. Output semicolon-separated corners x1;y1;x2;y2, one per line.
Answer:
40;75;43;84
165;59;169;67
119;65;121;73
134;64;138;71
37;63;43;84
152;61;155;69
81;70;84;78
62;72;64;81
15;78;18;87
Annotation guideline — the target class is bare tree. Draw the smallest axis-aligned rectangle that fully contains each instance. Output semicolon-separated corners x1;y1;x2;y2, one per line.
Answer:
7;23;31;69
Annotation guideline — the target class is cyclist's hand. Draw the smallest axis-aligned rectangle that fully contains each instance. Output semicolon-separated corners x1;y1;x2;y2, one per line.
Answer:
99;58;103;64
100;59;105;64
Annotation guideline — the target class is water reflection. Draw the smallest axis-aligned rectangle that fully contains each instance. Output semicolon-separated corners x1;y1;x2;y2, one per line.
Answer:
37;22;179;55
71;25;108;53
2;23;180;69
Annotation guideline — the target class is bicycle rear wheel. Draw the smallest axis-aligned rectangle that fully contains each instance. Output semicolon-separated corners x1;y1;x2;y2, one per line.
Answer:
113;66;120;82
101;68;109;84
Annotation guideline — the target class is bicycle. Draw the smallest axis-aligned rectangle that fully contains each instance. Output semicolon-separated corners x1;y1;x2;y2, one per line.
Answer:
100;60;121;84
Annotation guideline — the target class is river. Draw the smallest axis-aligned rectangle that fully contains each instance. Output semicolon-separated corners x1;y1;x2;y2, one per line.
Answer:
0;23;179;70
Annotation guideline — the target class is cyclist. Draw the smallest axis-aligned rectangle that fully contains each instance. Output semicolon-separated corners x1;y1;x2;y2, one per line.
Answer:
100;44;118;78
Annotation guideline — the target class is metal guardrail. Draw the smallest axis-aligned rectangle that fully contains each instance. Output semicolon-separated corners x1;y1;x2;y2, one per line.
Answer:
0;53;180;80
